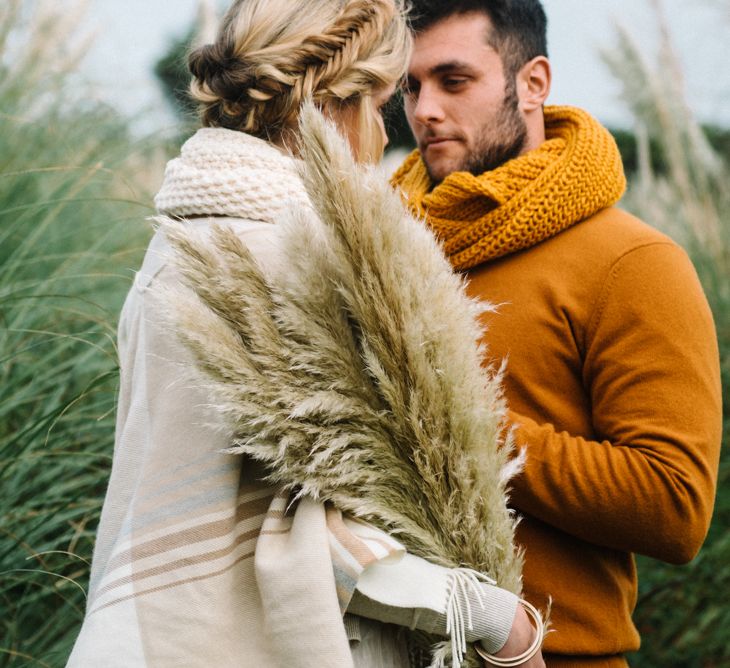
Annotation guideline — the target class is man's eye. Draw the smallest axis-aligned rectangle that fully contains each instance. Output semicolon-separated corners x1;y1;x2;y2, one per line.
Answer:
443;78;467;88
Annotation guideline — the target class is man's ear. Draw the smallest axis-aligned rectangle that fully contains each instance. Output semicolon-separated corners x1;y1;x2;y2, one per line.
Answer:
517;56;551;112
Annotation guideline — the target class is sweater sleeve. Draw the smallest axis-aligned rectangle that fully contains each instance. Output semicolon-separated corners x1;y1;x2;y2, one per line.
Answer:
509;242;722;564
348;552;519;654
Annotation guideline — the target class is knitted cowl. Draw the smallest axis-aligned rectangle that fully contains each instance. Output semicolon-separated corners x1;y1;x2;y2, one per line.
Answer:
391;106;627;271
154;126;311;221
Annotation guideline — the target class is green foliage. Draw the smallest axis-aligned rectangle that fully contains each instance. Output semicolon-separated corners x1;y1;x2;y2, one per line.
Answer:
154;27;199;123
603;11;730;668
0;2;161;665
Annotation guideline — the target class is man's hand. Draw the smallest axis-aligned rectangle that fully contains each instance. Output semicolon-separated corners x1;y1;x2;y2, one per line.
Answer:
482;603;545;667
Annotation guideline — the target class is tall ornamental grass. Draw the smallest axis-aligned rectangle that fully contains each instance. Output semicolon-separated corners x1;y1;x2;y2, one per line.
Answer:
604;4;730;666
0;2;164;665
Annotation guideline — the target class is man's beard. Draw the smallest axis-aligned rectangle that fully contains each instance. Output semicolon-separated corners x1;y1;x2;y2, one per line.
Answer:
426;81;528;183
463;83;527;176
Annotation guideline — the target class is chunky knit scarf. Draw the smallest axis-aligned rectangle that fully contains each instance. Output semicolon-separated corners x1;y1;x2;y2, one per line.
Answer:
154;126;311;221
391;106;626;271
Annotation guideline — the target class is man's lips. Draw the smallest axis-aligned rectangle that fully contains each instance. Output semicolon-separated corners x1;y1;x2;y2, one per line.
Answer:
421;137;459;152
424;137;454;146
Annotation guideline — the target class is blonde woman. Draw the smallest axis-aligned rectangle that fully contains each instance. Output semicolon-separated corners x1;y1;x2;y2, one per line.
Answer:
67;1;542;666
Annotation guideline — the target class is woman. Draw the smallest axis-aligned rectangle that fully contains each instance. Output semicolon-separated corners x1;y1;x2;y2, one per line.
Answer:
68;1;542;666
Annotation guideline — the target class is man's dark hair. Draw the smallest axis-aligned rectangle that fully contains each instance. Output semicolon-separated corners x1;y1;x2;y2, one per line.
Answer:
409;1;548;77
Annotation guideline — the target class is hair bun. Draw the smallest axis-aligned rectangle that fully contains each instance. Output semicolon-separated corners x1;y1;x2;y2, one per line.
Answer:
188;43;226;83
189;43;256;105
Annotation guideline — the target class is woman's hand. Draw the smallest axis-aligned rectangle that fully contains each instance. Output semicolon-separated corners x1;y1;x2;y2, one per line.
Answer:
482;602;545;667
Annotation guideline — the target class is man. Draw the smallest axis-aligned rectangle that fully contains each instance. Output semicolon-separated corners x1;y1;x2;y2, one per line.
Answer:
393;1;722;666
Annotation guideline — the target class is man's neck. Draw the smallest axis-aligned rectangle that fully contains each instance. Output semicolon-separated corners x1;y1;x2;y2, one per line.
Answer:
520;108;547;155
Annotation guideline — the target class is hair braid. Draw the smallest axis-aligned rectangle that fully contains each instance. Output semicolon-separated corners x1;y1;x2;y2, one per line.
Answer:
290;0;396;99
188;0;408;140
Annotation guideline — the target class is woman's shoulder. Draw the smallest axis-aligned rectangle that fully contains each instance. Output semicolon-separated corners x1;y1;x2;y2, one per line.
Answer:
136;216;281;295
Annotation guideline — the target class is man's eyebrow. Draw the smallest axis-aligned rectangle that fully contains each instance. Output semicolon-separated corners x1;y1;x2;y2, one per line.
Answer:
429;61;479;76
404;61;478;87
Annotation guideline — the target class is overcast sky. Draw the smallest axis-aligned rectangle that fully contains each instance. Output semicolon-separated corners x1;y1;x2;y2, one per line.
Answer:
77;0;728;133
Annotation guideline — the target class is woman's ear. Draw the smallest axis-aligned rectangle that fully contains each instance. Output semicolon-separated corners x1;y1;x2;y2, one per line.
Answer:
517;56;551;112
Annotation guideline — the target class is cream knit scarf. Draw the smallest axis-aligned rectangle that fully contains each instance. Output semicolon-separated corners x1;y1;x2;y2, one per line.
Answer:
154;126;311;221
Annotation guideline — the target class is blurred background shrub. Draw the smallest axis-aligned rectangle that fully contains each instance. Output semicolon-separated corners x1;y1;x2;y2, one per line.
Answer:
603;10;730;668
0;1;166;665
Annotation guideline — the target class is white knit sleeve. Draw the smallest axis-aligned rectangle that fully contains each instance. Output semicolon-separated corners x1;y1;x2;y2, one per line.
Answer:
350;551;518;654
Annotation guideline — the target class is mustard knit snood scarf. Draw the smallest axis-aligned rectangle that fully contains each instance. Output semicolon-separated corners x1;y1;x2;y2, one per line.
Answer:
391;106;626;271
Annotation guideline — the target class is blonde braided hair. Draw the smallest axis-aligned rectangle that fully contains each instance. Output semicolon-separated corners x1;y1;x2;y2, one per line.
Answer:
189;0;409;155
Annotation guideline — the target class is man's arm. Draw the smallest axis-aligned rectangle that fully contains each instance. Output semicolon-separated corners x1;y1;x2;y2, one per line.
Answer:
509;242;722;563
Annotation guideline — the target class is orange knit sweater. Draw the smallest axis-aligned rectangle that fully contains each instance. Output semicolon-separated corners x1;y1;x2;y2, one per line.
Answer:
465;207;721;665
393;106;721;664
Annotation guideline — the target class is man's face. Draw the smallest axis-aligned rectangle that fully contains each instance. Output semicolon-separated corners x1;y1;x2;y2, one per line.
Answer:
404;12;528;184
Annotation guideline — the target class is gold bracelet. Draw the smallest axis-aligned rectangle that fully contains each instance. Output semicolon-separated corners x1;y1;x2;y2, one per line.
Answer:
473;599;544;667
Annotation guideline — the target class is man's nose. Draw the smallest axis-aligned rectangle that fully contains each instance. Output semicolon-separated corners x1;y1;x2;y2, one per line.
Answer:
412;86;445;126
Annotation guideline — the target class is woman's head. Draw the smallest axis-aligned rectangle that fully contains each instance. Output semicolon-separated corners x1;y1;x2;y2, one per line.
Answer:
188;0;410;161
